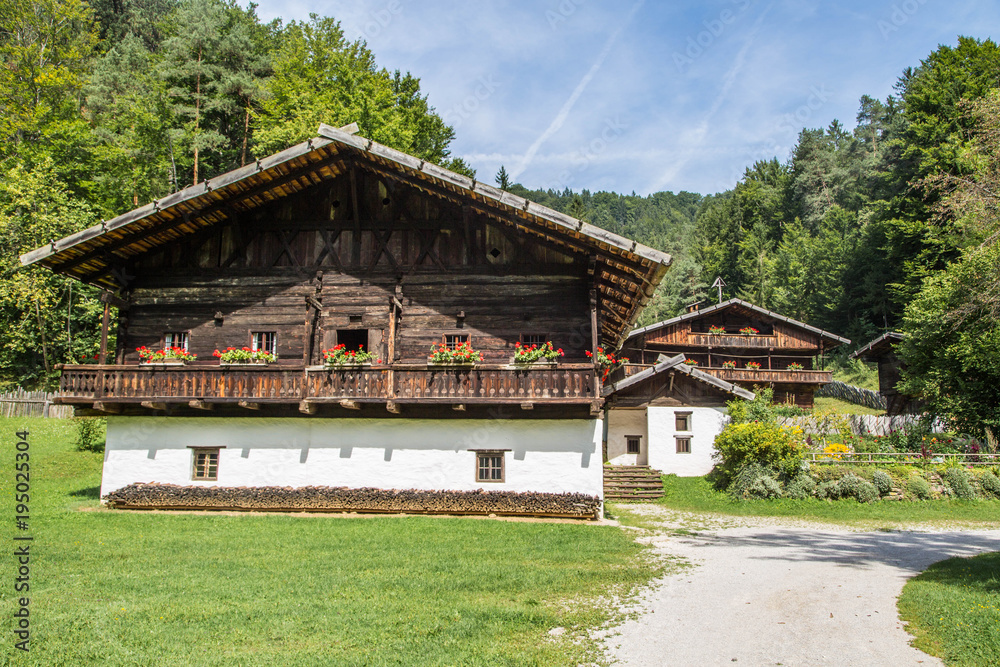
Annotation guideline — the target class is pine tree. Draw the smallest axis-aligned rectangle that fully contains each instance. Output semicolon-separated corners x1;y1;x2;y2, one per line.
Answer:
495;165;511;190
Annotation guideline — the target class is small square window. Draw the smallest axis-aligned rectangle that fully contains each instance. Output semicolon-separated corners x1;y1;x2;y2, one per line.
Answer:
626;436;641;454
445;334;469;350
192;448;219;480
164;332;189;351
251;331;276;355
676;437;692;454
476;452;504;482
675;412;692;431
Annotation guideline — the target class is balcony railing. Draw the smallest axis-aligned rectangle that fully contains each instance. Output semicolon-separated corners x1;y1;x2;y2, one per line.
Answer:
56;363;597;408
704;368;832;384
686;333;779;348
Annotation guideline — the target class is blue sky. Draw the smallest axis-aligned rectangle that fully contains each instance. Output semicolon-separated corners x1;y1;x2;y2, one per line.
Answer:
256;0;999;196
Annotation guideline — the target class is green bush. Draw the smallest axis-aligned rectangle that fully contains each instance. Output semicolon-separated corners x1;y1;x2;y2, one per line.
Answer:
74;417;106;452
728;463;783;500
871;470;893;496
907;476;931;500
815;480;839;500
726;386;778;425
978;470;1000;499
785;473;817;500
835;474;878;503
943;467;977;500
713;420;807;486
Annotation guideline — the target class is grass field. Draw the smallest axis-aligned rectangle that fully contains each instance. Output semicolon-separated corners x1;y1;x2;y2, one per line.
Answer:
655;475;1000;528
898;552;1000;666
0;418;664;666
813;396;886;416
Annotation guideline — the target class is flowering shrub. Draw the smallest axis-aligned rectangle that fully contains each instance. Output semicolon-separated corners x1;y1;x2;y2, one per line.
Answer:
745;361;762;370
513;341;563;363
708;325;726;335
721;360;737;369
323;344;376;366
585;346;627;381
739;326;759;336
136;346;196;363
428;342;483;364
787;363;804;371
683;359;698;366
712;420;807;486
821;442;851;461
213;347;275;364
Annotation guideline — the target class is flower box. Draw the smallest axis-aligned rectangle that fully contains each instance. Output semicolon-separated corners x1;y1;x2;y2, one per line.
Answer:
324;362;373;370
139;360;187;367
214;347;275;364
708;325;726;335
512;341;564;365
428;342;483;365
739;327;760;336
323;344;377;368
136;345;196;364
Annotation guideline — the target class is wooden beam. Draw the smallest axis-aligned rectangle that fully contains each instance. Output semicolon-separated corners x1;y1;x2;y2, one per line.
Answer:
141;401;168;411
92;402;121;414
188;400;214;411
339;399;360;410
386;401;401;414
99;301;110;364
238;400;260;410
520;402;534;410
99;291;129;309
452;404;466;411
299;400;317;414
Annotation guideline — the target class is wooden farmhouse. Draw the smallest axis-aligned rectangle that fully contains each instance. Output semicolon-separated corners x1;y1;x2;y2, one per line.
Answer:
21;124;673;518
850;332;923;416
620;299;850;409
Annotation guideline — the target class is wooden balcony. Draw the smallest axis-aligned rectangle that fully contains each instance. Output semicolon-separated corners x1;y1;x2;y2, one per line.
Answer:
703;367;832;385
686;333;779;348
55;363;598;411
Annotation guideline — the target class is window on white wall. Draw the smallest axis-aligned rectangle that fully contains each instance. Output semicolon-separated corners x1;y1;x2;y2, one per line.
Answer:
675;437;692;454
675;411;692;431
476;451;504;482
626;436;641;454
192;448;220;480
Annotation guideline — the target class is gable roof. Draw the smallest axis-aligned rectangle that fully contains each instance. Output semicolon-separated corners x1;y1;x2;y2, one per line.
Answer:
626;298;850;347
849;332;903;360
602;353;755;401
20;124;671;347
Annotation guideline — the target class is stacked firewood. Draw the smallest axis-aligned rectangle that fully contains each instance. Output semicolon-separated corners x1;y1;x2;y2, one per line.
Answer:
104;483;602;518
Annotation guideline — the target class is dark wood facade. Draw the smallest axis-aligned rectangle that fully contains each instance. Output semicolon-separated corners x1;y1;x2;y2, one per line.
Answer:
23;126;671;417
621;299;849;409
850;332;923;416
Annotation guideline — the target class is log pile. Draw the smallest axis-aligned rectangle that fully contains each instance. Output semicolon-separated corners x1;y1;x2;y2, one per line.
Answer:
104;483;602;519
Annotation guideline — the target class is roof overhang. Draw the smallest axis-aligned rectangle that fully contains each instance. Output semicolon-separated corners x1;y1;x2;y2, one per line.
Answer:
627;298;850;348
20;124;672;348
602;353;755;401
849;332;903;361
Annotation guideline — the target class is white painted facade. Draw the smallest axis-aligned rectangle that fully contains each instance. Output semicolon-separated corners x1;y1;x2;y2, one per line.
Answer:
606;406;729;476
100;417;604;500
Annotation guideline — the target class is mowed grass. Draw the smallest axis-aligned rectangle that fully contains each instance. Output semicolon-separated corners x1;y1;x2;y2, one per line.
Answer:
0;418;663;666
812;396;886;415
898;552;1000;666
656;475;1000;527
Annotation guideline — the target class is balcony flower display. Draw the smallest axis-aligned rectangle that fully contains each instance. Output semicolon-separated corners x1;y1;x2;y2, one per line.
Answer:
745;361;762;370
137;346;196;364
708;325;726;335
428;342;483;365
513;341;563;364
739;326;759;336
721;361;737;369
585;346;627;381
683;359;698;366
213;347;275;364
324;344;376;368
787;362;804;371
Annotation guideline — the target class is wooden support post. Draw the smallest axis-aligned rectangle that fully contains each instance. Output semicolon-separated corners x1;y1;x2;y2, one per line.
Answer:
339;399;361;410
93;402;121;414
349;168;362;265
141;401;168;411
238;400;260;410
520;402;534;411
590;401;602;417
453;404;466;411
188;400;214;411
99;301;110;364
299;400;317;415
386;401;400;414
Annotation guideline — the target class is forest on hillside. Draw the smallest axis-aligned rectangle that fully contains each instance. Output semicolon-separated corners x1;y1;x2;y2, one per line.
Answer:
1;2;996;436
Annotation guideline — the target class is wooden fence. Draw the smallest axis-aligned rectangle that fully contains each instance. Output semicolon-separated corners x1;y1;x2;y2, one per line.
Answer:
809;452;999;466
0;389;74;419
815;381;886;410
777;413;945;437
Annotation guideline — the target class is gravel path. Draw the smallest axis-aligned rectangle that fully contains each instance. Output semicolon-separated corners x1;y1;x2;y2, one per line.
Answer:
603;506;1000;666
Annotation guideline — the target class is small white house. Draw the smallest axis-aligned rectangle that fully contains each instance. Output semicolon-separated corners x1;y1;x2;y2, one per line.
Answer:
603;354;753;476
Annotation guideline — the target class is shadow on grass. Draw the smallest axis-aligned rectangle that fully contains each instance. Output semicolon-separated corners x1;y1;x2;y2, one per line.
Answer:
912;551;1000;592
69;485;100;499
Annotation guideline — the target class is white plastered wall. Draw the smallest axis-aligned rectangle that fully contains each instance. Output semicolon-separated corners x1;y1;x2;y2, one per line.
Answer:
606;408;648;466
100;417;603;500
647;407;728;476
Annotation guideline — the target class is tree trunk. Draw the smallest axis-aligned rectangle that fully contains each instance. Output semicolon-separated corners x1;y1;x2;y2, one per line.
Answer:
193;46;202;185
241;103;250;166
34;300;50;373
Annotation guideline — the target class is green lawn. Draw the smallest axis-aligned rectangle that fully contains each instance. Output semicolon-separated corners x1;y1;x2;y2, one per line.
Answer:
0;418;664;666
654;475;1000;528
813;396;886;416
898;552;1000;666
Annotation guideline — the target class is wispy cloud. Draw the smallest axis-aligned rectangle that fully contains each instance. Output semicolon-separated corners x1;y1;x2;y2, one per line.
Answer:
509;0;646;181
